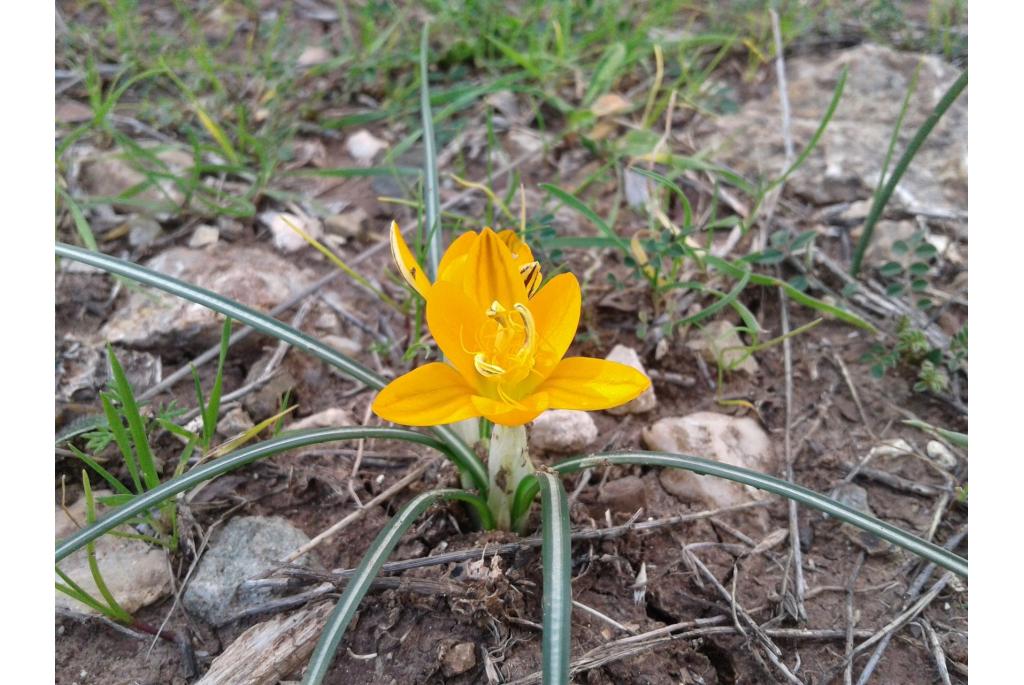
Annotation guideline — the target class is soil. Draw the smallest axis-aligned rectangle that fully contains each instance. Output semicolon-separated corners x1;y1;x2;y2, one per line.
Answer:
55;4;967;684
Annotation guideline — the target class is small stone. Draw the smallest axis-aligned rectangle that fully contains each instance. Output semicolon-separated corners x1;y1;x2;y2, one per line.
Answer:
323;207;369;238
289;408;354;431
830;483;892;556
599;476;647;513
297;45;331;67
217;407;255;437
604;345;656;415
926;440;957;469
259;211;323;253
345;129;387;165
645;412;776;512
869;438;915;459
441;642;477;677
591;93;631;117
55;494;171;615
507;127;547;155
78;151;184;212
322;334;363;357
686;320;759;375
102;246;313;350
529;410;598;453
127;216;163;247
183;516;316;626
188;225;220;248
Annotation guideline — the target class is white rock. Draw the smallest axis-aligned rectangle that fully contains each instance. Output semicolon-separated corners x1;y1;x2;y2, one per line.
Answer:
55;494;171;615
127;216;163;247
869;438;915;459
604;345;656;415
259;211;323;253
297;45;331;67
686;320;759;375
322;334;362;357
529;410;598;453
218;407;255;436
926;440;957;469
644;412;777;512
188;224;220;248
102;245;313;349
290;408;354;431
345;129;387;165
324;207;368;238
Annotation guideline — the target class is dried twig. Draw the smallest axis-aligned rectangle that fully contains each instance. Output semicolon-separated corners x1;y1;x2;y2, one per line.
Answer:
274;458;436;568
779;289;807;620
844;552;866;685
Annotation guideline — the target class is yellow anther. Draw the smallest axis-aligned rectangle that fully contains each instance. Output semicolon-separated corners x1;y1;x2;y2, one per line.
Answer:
513;303;536;353
519;261;542;297
474;353;506;377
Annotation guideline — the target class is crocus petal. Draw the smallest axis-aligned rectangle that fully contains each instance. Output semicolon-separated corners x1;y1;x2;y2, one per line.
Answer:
437;230;478;283
497;229;535;267
466;228;528;309
528;272;581;377
538;357;650;411
427;281;488;386
390;221;431;298
471;392;549;427
372;363;480;426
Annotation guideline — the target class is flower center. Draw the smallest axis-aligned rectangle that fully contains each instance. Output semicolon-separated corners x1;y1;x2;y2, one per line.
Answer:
472;300;538;387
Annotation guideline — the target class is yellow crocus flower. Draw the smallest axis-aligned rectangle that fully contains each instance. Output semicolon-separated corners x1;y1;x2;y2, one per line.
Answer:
373;224;651;426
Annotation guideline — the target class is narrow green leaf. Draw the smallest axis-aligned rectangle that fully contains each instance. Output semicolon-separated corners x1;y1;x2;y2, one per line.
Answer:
53;243;485;492
513;452;967;578
628;167;693;229
83;472;133;623
68;445;132;496
204;317;232;447
584;42;627;106
100;393;142;494
303;489;493;684
56;428;472;563
852;69;967;276
57;187;98;251
421;23;442;280
107;346;159;491
537;472;571;685
541;184;628;253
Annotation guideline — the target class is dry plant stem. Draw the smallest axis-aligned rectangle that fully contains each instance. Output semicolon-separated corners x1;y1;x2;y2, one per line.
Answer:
779;290;808;619
688;550;803;684
346;402;375;508
832;526;966;685
918;618;953;685
844;552;866;685
506;621;873;685
852;572;954;685
756;8;796;249
136;150;541;403
839;462;945;497
251;502;769;591
572;600;636;635
831;351;876;441
274;459;435;568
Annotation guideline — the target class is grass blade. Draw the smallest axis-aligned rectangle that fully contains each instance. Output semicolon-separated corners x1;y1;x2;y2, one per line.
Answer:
82;471;133;623
420;23;442;280
537;471;571;685
68;445;133;496
303;488;493;684
704;255;876;332
56;427;470;563
54;242;485;491
851;69;967;276
512;452;966;578
57;187;98;251
106;346;160;490
203;317;232;447
769;66;848;191
541;184;629;253
100;392;143;493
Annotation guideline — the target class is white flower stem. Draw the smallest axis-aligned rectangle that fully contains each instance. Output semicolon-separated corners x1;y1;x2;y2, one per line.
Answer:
486;425;533;531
